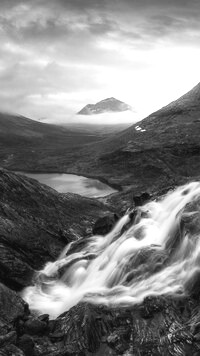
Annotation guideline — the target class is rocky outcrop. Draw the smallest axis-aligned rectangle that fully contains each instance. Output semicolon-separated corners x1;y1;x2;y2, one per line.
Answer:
0;168;112;290
92;213;119;236
0;283;28;355
1;296;199;356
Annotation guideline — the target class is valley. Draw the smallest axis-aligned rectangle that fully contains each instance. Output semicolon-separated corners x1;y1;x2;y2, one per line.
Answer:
1;83;200;197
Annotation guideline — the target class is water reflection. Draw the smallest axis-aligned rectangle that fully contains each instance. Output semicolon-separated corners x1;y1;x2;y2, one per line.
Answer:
19;172;116;198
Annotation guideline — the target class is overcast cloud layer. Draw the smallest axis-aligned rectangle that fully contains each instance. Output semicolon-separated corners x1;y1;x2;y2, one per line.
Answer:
1;0;200;122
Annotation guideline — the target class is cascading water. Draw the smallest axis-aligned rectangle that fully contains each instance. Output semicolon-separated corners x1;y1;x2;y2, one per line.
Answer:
23;182;200;318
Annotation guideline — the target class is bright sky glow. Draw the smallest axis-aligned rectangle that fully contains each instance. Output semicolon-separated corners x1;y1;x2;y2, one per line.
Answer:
0;0;200;123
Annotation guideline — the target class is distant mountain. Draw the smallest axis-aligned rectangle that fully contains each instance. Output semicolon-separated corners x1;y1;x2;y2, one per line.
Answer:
77;97;132;115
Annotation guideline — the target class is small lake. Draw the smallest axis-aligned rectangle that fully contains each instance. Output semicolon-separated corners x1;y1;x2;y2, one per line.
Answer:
20;172;117;198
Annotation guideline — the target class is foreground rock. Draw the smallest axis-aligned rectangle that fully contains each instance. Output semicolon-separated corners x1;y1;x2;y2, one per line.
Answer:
0;283;27;355
1;297;198;356
0;168;112;290
92;213;119;235
49;298;200;356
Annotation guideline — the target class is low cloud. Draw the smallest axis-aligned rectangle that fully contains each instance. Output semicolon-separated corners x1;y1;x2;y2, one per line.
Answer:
0;0;200;121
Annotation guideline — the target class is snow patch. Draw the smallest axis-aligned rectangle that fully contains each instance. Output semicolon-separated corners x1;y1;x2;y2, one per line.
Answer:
135;125;146;132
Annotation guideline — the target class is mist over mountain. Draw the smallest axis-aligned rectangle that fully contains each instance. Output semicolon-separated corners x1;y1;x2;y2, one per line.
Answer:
77;97;132;115
37;97;138;127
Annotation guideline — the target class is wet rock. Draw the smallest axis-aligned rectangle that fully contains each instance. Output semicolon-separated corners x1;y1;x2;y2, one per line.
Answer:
48;297;200;356
0;244;34;290
13;292;197;356
194;332;200;341
1;292;197;356
48;320;57;334
0;284;28;354
0;283;27;334
107;329;131;354
17;334;35;356
0;331;16;347
105;297;197;356
133;192;151;207
38;314;49;323
121;247;167;285
92;213;119;236
0;344;25;356
86;343;116;356
99;189;134;215
33;335;75;356
139;296;166;319
24;317;47;336
52;303;111;354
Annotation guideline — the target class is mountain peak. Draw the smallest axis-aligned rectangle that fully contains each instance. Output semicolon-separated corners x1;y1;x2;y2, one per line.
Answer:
77;97;132;115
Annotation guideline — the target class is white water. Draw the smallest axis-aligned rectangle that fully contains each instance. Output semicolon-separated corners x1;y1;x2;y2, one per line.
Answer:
23;182;200;318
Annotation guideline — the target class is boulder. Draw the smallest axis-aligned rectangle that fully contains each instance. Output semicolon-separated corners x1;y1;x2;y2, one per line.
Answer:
24;317;47;336
17;335;35;356
0;345;25;356
92;213;119;236
0;283;27;334
0;283;28;355
133;192;151;207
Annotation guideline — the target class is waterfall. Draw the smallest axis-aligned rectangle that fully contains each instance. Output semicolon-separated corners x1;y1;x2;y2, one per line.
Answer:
23;182;200;318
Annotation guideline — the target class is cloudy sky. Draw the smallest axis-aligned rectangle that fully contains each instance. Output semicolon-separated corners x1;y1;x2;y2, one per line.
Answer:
0;0;200;123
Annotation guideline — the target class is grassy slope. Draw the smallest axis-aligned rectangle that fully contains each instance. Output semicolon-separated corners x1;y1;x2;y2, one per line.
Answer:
0;112;105;171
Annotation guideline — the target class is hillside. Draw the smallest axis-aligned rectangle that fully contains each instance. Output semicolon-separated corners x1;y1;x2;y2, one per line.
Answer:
0;111;105;171
1;83;200;195
70;82;200;193
0;168;112;290
0;111;102;150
